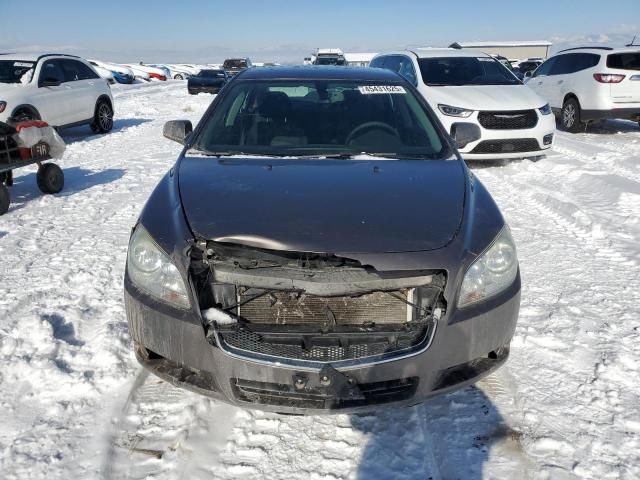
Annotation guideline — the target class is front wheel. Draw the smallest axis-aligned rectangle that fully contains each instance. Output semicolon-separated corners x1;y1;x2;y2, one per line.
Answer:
91;100;114;134
37;163;64;194
174;74;184;80
561;98;582;133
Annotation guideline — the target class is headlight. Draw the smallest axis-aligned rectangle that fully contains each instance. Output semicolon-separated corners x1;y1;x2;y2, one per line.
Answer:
458;227;518;308
438;104;474;118
538;103;552;115
0;101;6;113
127;226;190;309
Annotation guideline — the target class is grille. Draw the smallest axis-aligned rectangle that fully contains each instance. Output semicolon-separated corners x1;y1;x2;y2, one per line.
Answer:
232;377;419;409
239;290;410;325
218;325;428;362
471;138;540;154
478;110;538;130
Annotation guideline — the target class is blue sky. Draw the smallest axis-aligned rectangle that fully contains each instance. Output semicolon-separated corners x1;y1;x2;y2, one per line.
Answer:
1;0;638;63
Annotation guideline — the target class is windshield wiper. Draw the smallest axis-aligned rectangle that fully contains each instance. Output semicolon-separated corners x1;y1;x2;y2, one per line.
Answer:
189;149;285;158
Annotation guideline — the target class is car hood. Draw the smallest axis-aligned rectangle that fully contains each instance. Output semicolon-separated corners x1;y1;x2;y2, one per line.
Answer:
178;156;466;254
426;84;546;111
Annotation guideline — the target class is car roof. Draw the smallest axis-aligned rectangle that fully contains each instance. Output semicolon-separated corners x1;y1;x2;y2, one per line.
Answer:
237;65;403;81
376;48;491;59
0;52;80;62
555;46;640;55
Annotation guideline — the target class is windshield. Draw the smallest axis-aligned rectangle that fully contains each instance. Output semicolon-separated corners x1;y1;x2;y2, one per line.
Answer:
223;59;248;69
315;56;346;66
0;60;35;84
193;80;448;159
418;56;520;86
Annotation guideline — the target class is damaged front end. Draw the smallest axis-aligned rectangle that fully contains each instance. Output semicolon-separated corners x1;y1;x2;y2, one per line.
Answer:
191;241;447;368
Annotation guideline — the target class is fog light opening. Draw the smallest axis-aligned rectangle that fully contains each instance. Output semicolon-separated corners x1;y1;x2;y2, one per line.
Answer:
543;133;553;146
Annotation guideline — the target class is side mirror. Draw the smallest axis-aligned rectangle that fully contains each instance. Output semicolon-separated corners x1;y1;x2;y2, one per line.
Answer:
451;123;481;149
40;78;62;87
163;120;193;145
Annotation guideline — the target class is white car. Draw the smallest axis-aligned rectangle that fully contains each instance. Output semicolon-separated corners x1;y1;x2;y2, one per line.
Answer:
0;53;114;133
524;47;640;132
371;48;556;159
124;64;167;81
152;64;191;80
170;64;202;76
89;60;135;84
91;64;115;84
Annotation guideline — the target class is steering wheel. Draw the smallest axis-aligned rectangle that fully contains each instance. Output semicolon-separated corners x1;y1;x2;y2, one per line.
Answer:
345;121;400;145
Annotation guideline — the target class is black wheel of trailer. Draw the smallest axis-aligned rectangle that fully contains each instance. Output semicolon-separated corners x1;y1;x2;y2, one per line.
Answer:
0;184;9;215
37;163;64;194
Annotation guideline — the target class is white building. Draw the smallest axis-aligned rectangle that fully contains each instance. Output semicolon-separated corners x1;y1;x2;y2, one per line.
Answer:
448;41;553;60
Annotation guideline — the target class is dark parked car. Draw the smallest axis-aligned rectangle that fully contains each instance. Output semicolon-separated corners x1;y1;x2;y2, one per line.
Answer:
222;58;252;77
125;66;520;414
516;60;543;79
187;69;228;95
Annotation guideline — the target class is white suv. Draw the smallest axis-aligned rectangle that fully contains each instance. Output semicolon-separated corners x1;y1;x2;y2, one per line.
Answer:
371;48;556;160
0;53;114;133
525;47;640;132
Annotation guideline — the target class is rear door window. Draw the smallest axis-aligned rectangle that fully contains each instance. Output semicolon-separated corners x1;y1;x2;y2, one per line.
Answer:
550;53;600;75
607;52;640;70
549;55;575;75
573;53;600;71
39;60;65;84
61;59;99;82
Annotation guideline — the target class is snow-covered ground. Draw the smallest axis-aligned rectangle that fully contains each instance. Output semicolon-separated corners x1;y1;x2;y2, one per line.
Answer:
1;81;639;480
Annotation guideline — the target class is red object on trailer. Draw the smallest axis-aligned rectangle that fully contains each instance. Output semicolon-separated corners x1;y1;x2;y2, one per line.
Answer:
15;120;51;160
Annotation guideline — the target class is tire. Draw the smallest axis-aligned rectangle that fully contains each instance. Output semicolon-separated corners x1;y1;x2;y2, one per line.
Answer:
91;100;114;134
561;98;582;133
0;184;9;215
36;163;64;194
174;74;184;80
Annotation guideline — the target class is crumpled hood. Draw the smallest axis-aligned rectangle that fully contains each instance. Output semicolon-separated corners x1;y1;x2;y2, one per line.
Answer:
178;157;467;255
427;84;546;111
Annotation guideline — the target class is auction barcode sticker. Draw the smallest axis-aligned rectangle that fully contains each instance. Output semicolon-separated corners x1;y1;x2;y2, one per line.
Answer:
14;62;32;67
358;85;406;94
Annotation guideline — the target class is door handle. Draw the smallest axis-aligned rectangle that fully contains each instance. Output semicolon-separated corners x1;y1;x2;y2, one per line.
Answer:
557;80;564;84
537;81;542;85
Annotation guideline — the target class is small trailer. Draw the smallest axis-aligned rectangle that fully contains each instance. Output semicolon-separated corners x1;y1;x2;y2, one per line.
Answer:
0;120;65;215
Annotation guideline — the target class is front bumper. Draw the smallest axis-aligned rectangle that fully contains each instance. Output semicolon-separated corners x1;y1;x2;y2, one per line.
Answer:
125;273;520;414
439;110;556;160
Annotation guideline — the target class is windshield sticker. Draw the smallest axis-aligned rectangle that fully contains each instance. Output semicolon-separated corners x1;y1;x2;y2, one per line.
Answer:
358;85;406;94
478;57;495;62
13;62;33;67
